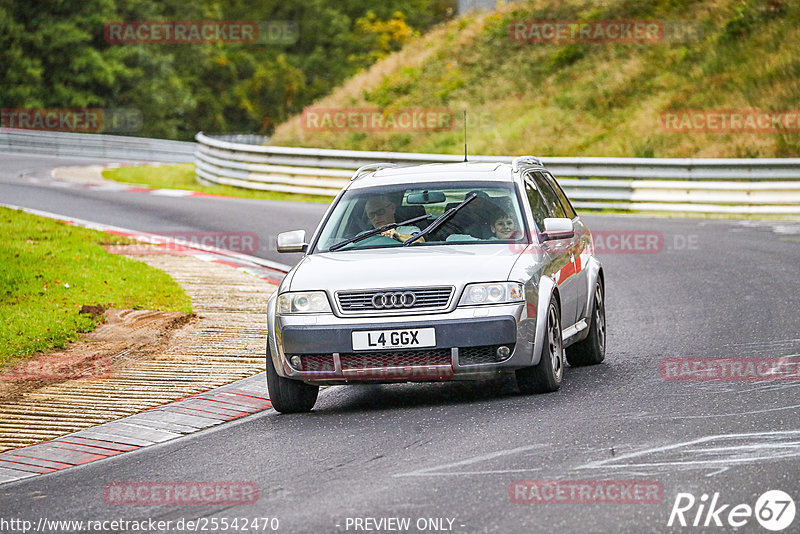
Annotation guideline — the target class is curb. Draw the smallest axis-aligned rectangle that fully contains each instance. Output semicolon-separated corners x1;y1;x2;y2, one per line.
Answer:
0;373;270;484
0;204;293;485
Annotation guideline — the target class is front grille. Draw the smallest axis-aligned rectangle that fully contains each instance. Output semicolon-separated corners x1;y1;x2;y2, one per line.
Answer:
289;345;514;375
340;349;451;370
337;287;453;313
459;344;516;365
291;354;335;372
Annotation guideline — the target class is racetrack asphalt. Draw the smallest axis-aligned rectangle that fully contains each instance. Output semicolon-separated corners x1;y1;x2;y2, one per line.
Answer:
0;152;798;533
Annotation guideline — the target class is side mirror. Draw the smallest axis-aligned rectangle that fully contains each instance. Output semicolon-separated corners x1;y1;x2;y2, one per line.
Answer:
541;218;574;241
277;230;307;253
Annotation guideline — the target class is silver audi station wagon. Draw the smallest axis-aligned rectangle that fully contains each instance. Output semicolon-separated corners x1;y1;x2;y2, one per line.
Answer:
266;157;605;412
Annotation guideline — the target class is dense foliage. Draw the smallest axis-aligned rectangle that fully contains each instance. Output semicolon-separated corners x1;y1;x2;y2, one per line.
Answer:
0;0;454;139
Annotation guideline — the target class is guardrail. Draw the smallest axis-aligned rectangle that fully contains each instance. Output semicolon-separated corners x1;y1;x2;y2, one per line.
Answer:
0;129;194;162
195;132;800;215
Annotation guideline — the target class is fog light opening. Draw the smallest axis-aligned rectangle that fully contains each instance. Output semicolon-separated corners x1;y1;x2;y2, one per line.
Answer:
496;345;511;360
290;355;302;369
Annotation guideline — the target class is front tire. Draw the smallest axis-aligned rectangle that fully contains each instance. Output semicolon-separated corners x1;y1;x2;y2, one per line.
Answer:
516;295;564;394
566;281;606;367
266;340;319;413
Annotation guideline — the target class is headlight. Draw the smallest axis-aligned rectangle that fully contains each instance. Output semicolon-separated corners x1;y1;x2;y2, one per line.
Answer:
277;291;332;314
459;282;524;306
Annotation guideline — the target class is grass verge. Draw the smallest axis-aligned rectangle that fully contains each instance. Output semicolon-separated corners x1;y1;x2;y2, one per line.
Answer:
567;175;800;221
578;208;800;221
102;163;333;203
0;207;193;366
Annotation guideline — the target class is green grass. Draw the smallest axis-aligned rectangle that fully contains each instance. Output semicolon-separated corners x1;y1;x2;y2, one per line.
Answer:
0;207;193;366
271;0;800;158
102;163;333;204
578;208;800;221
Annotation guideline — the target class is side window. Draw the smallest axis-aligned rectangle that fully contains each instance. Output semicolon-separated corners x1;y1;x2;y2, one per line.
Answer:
544;172;577;219
524;178;549;230
532;172;567;218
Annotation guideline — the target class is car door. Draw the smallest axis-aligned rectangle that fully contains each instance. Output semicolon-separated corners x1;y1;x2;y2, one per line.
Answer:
542;171;589;324
524;173;578;326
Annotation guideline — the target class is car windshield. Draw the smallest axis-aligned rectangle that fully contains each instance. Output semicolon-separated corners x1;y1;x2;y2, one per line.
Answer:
314;181;528;253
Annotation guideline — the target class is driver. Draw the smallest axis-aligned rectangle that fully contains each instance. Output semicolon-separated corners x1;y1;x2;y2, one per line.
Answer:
364;195;424;243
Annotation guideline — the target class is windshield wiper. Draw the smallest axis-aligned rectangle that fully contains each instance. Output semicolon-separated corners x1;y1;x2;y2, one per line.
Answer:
403;193;477;247
328;213;433;252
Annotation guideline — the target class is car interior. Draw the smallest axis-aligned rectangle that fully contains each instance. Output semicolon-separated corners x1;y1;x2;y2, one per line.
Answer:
325;186;523;249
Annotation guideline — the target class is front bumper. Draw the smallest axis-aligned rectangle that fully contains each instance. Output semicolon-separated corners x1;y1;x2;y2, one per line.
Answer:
270;303;536;384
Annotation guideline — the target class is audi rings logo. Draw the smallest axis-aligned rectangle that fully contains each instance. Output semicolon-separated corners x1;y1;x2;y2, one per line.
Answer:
372;291;417;309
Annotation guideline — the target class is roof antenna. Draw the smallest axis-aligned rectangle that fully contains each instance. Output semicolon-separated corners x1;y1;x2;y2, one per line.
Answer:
463;110;468;162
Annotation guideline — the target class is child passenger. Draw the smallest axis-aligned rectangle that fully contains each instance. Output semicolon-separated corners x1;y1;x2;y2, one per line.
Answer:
446;210;519;241
489;212;516;240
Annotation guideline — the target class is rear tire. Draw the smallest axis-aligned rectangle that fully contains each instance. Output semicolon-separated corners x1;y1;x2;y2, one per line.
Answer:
266;341;319;413
516;295;563;394
566;281;606;367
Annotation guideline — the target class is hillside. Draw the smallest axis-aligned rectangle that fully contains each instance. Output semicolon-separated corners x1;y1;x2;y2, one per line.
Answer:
270;0;800;158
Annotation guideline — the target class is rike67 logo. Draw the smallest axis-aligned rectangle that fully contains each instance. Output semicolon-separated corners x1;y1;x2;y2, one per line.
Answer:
668;490;795;531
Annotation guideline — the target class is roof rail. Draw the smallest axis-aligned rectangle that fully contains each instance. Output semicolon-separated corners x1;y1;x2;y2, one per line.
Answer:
511;155;543;172
351;163;398;181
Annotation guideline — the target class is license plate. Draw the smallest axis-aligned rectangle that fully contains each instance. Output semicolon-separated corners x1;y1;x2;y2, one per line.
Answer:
352;328;436;351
